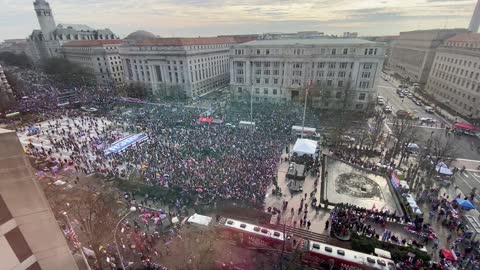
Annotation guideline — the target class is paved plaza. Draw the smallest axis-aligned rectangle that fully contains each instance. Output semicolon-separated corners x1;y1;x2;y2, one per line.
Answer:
324;158;402;214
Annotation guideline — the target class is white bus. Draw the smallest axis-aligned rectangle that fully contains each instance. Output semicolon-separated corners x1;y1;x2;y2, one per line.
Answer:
239;121;255;129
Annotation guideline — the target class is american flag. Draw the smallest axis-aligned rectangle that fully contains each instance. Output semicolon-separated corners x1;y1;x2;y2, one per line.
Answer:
66;227;80;250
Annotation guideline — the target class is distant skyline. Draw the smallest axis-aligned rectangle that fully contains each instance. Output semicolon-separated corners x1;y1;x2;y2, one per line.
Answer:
0;0;478;41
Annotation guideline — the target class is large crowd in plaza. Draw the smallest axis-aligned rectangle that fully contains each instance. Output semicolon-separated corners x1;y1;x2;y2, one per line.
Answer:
5;65;480;270
4;66;304;208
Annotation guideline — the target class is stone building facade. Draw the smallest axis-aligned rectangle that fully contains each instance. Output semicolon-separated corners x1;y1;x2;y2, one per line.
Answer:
61;40;124;87
119;34;244;98
388;29;467;84
229;39;385;111
28;0;117;63
425;33;480;121
0;65;14;112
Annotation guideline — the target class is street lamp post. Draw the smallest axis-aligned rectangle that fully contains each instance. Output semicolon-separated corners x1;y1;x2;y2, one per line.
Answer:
114;206;136;270
301;80;312;139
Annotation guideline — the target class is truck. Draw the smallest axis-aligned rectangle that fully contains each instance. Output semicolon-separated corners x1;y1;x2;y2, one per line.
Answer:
182;213;213;231
291;126;321;140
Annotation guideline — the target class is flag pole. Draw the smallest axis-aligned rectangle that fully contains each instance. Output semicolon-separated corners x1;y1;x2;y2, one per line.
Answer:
301;80;312;139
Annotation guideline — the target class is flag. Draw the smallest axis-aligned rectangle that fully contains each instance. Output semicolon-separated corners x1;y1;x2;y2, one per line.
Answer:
66;227;80;250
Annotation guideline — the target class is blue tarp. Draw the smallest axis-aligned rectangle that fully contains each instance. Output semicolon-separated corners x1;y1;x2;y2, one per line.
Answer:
455;198;475;210
104;133;148;156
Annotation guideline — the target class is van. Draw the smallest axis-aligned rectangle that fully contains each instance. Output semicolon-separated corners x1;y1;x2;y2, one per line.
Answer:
182;213;213;231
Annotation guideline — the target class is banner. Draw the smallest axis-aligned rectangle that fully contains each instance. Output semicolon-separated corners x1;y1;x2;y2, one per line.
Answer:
391;171;400;190
104;133;148;156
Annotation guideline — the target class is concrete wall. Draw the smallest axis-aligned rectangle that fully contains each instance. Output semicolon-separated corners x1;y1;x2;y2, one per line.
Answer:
0;128;78;270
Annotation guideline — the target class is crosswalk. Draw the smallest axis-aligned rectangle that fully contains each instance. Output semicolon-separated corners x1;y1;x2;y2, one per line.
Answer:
455;170;480;203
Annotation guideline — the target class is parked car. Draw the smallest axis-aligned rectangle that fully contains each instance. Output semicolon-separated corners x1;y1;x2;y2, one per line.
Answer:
425;106;434;113
399;93;405;98
383;106;392;114
396;110;410;118
420;117;436;124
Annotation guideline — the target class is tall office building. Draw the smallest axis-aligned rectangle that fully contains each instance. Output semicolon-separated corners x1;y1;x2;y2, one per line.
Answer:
469;0;480;32
425;33;480;121
119;33;249;98
388;29;467;84
28;0;117;63
61;40;124;87
230;39;385;111
0;128;78;270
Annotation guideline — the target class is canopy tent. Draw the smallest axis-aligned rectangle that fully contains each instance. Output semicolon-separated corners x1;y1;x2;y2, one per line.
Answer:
454;122;476;131
455;198;475;210
440;249;457;261
292;139;318;156
405;194;422;215
436;162;453;176
198;116;213;123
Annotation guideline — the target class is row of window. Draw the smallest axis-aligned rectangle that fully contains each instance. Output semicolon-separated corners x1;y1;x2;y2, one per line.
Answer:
445;41;480;49
434;63;479;79
428;83;478;115
436;55;479;69
429;79;478;101
234;47;380;56
432;69;480;93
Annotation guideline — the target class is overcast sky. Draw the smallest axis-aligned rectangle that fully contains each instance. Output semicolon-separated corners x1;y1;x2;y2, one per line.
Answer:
0;0;477;41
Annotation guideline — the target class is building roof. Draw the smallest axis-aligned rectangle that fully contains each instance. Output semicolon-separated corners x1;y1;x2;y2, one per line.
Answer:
133;37;239;46
125;30;156;40
63;39;122;47
57;24;95;32
447;32;480;43
238;38;377;46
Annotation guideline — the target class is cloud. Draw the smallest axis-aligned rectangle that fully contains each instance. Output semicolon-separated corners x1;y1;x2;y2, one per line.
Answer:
0;0;477;40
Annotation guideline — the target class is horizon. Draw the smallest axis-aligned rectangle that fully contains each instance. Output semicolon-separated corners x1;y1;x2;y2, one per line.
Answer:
0;0;478;41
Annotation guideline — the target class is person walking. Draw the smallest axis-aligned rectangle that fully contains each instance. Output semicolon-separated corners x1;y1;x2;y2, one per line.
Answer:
325;220;329;231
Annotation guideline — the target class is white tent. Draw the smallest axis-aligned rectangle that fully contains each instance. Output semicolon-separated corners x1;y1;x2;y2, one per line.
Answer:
292;139;318;156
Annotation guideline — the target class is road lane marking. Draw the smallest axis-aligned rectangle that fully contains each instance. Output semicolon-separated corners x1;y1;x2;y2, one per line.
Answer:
456;158;480;162
469;171;480;185
456;176;480;203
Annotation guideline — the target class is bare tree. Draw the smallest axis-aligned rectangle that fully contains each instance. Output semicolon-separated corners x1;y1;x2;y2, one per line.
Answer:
426;134;457;178
367;110;386;151
390;117;417;160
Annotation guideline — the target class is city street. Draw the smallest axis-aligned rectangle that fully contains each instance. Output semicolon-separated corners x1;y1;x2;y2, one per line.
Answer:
377;73;480;161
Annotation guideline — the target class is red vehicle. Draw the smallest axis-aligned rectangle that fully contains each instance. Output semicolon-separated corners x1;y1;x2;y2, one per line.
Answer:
300;240;396;270
199;216;397;270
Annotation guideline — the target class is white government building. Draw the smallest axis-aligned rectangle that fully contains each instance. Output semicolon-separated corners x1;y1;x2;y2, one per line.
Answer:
28;0;117;63
61;40;124;87
229;39;385;110
118;32;249;98
426;33;480;120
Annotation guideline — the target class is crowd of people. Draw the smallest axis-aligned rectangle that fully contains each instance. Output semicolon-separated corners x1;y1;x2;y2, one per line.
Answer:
330;145;389;173
16;91;303;208
329;203;403;239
